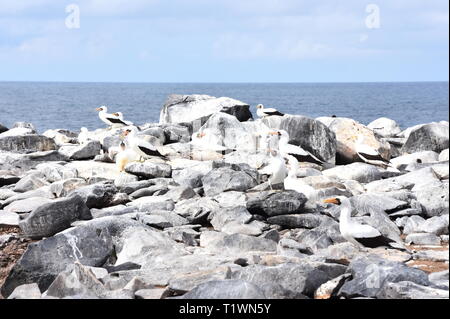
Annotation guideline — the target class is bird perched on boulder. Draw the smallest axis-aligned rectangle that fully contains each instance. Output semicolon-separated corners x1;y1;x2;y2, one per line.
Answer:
324;196;405;250
256;104;284;118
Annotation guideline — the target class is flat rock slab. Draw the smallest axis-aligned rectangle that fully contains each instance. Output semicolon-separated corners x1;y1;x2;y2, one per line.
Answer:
0;211;20;226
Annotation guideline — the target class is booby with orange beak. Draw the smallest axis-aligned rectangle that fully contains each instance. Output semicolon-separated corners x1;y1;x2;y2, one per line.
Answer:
191;130;228;154
354;135;397;170
123;127;166;160
112;112;134;126
324;196;404;249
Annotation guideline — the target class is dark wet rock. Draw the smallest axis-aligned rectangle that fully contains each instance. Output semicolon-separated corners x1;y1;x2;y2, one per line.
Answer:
68;182;118;209
246;191;307;217
19;195;92;239
125;162;172;179
267;214;324;229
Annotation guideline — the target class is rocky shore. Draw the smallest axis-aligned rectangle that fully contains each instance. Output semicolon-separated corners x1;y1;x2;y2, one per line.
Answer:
0;94;449;299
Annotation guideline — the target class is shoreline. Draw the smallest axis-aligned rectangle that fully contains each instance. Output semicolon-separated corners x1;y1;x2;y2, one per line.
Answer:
0;93;449;299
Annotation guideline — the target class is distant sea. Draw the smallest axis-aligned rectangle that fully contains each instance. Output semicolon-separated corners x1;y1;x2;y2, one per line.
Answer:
0;82;448;133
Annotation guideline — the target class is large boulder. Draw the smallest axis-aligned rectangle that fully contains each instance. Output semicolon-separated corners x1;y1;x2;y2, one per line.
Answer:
338;255;429;298
19;195;92;239
1;223;114;297
246;191;307;217
318;117;390;164
367;117;402;138
322;162;382;183
402;123;449;154
181;280;266;299
159;94;253;127
263;115;336;164
0;123;8;134
68;182;118;209
125;162;172;179
202;166;258;197
58;140;102;160
0;135;57;154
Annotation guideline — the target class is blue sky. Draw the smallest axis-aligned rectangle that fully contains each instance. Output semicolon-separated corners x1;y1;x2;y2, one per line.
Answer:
0;0;448;82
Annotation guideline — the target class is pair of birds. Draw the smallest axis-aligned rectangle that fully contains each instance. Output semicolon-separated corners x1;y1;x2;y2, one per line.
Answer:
96;106;134;128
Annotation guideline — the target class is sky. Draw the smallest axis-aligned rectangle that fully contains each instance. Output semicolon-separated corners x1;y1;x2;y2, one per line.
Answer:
0;0;448;82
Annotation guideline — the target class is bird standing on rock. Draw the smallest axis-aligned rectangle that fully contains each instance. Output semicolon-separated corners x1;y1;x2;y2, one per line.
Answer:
256;104;285;118
123;127;166;161
96;106;130;129
258;150;288;190
324;196;405;250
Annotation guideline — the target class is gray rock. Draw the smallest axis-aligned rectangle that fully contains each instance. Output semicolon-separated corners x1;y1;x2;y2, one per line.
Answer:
209;206;252;232
231;262;346;298
391;151;440;168
168;266;231;293
90;205;136;219
49;178;88;198
164;186;197;202
68;182;118;209
403;216;426;235
164;225;201;246
3;196;53;215
118;180;156;195
137;211;189;229
181;280;265;299
0;123;7;133
159;94;252;126
413;181;449;217
351;193;409;215
378;281;449;299
202;166;258;197
129;185;169;199
429;270;449;290
213;191;247;208
128;196;175;212
413;250;449;262
405;233;442;246
323;163;382;183
0;135;57;154
135;288;168;299
19;195;92;239
1;222;114;297
267;214;324;229
172;168;205;189
402;122;449;154
175;197;221;224
419;215;449;235
7;283;41;299
125;162;172;179
0;174;20;187
13;171;49;193
367;117;401;138
0;151;68;177
338;255;429;298
263;115;336;164
246;191;307;217
58;140;102;160
200;231;277;254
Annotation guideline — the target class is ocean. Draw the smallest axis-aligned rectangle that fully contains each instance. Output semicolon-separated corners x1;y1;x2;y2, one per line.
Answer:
0;82;448;133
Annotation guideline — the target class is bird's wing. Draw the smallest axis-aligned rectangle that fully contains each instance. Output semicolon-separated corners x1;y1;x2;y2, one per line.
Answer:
356;143;380;156
282;143;309;156
349;223;382;239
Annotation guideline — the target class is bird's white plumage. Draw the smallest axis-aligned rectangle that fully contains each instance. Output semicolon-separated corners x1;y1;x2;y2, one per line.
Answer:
275;130;323;164
113;112;134;126
191;129;227;152
256;104;283;118
125;127;163;159
284;156;316;200
259;150;287;188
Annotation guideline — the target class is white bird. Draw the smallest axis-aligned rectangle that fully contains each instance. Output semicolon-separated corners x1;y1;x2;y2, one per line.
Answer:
115;142;140;172
271;130;324;165
77;127;91;145
96;106;128;128
191;130;229;154
123;127;166;161
256;104;284;118
112;112;134;126
258;150;288;189
284;156;317;200
354;135;397;170
324;196;402;249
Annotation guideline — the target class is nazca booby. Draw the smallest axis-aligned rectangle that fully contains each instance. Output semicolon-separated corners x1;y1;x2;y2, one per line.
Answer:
324;196;404;249
284;155;317;200
256;104;285;118
123;127;166;160
112;112;134;126
258;150;288;189
354;135;396;170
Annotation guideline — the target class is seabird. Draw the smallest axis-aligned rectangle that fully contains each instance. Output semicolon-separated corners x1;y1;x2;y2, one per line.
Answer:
115;142;140;172
284;155;316;200
191;130;229;154
256;104;285;118
324;196;402;249
258;150;288;190
77;127;91;145
123;127;166;161
354;135;396;169
271;130;324;165
112;112;134;126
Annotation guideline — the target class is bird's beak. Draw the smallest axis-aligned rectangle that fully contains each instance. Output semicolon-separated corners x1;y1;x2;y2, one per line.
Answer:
324;198;339;205
96;108;102;111
123;130;130;137
113;113;119;116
